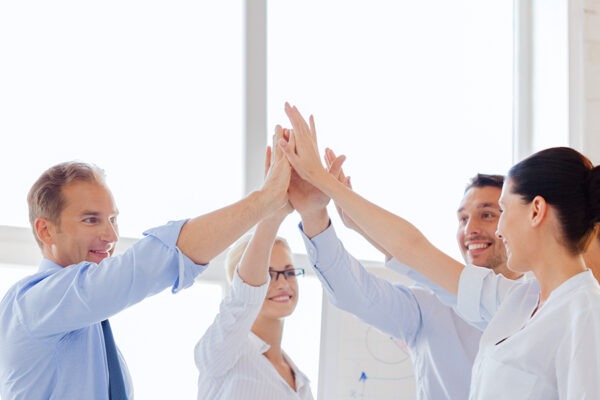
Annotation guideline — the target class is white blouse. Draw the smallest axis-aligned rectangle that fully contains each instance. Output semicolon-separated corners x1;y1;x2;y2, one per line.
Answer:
458;266;600;399
194;271;314;400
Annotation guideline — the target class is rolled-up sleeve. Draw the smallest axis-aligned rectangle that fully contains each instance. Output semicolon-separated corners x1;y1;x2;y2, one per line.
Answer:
457;265;521;324
144;219;207;293
18;219;208;336
194;271;268;377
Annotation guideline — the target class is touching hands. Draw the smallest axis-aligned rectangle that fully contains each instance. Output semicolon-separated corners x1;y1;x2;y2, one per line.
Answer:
324;148;360;232
262;125;293;213
279;102;329;185
264;126;294;220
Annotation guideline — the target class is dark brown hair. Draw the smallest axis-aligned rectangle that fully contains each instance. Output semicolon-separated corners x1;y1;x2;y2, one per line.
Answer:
508;147;600;254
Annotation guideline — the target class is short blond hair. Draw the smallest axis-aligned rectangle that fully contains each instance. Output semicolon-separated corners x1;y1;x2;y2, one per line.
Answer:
225;234;292;283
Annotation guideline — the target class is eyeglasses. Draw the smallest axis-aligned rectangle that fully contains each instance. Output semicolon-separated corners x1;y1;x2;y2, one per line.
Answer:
268;268;305;281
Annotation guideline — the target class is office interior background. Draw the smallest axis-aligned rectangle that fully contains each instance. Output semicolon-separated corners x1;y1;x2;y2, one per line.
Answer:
1;0;599;398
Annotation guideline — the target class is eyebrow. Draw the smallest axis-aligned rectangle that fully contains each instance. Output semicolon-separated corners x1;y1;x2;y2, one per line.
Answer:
269;264;295;270
80;211;101;217
457;202;501;213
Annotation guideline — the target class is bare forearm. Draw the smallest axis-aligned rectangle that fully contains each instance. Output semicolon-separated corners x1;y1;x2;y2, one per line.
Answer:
300;208;330;239
354;224;393;260
177;191;275;265
237;215;284;286
310;170;463;294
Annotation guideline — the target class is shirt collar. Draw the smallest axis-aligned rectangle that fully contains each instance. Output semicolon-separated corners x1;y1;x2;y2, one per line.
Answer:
38;258;65;273
547;269;597;301
247;332;311;390
248;331;271;354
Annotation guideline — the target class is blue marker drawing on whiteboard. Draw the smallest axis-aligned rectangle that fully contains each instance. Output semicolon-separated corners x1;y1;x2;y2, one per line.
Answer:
344;326;416;399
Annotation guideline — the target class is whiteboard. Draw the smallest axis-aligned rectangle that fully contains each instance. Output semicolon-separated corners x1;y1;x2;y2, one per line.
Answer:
317;267;417;400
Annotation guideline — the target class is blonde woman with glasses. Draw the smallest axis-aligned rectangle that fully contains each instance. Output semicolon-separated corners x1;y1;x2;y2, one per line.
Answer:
194;133;314;400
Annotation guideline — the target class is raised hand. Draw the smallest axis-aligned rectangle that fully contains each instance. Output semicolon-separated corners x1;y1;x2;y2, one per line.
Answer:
286;132;345;219
280;102;329;185
265;126;294;220
324;148;359;232
262;125;293;213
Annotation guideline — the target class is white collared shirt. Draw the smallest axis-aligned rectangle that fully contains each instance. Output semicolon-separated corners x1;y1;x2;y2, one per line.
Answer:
458;266;600;399
194;271;314;400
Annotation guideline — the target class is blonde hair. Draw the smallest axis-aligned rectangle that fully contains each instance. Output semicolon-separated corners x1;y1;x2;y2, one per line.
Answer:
225;234;292;283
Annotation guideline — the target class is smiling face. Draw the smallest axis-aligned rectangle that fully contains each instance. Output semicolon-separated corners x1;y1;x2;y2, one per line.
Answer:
257;242;299;321
496;179;532;273
39;180;119;267
456;186;519;279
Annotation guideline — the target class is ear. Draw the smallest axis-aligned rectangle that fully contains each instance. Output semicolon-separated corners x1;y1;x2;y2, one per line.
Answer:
530;195;548;227
34;217;55;247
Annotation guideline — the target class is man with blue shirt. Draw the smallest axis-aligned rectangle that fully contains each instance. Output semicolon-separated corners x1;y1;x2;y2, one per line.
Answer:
0;153;291;399
288;152;521;400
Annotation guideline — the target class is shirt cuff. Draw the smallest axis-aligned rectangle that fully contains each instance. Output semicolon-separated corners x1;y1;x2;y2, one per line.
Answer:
144;219;209;293
298;221;342;273
385;258;411;275
231;269;270;305
457;264;492;322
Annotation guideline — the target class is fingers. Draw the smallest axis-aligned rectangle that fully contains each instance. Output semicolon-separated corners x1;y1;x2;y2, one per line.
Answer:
272;125;286;162
279;127;297;160
345;175;352;190
328;155;347;181
264;146;272;178
324;148;339;170
284;102;310;137
324;147;348;184
309;115;318;145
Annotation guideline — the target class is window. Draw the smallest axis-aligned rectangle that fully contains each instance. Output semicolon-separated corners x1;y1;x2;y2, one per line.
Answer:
0;0;244;238
268;0;514;263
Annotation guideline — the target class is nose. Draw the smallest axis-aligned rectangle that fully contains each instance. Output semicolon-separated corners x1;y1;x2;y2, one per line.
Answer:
495;229;503;239
464;218;481;236
100;220;119;243
272;273;291;288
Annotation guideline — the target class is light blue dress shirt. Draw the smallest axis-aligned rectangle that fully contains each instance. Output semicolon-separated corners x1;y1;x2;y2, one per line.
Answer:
0;219;207;400
299;223;481;400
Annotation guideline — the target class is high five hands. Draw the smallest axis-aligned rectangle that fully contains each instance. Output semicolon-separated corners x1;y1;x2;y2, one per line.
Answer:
274;102;348;234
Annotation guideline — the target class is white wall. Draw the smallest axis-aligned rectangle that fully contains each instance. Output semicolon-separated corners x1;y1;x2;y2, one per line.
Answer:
582;0;600;163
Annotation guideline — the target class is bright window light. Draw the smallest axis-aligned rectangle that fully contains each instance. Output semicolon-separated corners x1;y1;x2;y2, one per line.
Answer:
268;0;514;263
0;0;243;238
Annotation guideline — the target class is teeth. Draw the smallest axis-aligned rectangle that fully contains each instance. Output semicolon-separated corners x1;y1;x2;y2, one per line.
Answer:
271;296;290;302
468;243;488;250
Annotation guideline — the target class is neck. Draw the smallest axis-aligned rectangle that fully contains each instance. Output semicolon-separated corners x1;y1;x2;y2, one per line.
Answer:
584;239;600;284
531;251;587;302
495;263;523;280
251;316;285;359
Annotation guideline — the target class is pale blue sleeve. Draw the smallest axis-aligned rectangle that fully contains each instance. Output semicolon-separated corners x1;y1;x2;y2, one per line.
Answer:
385;258;458;307
298;222;423;345
15;219;208;337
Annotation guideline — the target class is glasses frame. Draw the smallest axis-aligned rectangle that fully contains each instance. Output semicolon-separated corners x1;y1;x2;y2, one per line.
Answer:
268;268;305;281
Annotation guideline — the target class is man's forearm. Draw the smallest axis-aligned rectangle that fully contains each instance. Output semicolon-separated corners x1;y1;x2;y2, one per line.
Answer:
177;190;276;265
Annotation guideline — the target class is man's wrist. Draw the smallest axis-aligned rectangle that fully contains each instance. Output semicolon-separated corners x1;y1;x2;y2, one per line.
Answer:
300;209;330;238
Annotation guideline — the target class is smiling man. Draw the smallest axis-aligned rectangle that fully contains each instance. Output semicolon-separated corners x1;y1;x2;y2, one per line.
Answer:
0;155;291;400
456;174;521;280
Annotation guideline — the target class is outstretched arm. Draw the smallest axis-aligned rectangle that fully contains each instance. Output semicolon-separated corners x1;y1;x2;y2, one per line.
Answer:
323;147;392;260
280;102;464;294
238;133;294;286
177;128;292;265
195;136;293;377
